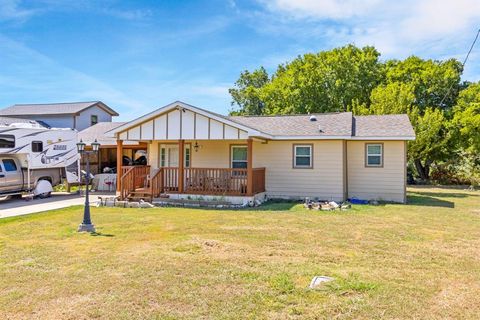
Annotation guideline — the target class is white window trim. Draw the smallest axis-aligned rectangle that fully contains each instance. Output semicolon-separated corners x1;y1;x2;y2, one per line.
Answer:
366;143;383;167
293;144;313;169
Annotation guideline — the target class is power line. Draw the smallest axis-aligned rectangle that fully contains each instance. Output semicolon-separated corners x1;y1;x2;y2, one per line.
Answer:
439;28;480;107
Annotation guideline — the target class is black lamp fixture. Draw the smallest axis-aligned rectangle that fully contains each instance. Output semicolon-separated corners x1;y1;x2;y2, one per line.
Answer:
193;141;200;152
77;139;101;233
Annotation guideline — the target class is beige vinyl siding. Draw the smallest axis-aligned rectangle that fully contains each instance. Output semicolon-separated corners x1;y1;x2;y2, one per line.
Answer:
253;140;345;201
189;140;234;168
347;140;406;203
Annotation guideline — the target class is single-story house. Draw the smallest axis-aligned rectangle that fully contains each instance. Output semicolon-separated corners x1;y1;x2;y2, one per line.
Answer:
0;101;119;131
108;101;415;204
78;122;145;175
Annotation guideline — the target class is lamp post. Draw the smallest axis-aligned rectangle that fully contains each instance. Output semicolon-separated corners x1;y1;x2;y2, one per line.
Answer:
77;139;100;232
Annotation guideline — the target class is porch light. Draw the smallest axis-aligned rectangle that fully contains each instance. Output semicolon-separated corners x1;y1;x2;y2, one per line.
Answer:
76;139;86;153
193;141;200;152
91;139;100;152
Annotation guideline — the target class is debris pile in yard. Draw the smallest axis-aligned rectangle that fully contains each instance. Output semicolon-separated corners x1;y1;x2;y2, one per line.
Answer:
97;196;154;208
303;199;351;211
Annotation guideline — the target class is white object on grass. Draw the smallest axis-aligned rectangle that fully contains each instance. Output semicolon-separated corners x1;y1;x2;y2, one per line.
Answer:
309;276;334;289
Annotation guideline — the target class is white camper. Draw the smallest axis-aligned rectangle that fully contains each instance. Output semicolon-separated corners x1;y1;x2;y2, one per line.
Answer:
0;122;80;198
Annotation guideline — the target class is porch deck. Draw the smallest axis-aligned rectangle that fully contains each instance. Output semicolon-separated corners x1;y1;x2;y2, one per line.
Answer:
119;165;266;201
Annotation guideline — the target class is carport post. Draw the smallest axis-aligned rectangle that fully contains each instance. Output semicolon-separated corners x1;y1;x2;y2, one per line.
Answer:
116;139;123;193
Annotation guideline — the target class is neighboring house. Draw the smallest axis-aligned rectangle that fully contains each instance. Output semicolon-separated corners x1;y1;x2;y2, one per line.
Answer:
109;101;415;203
78;122;144;174
0;101;119;131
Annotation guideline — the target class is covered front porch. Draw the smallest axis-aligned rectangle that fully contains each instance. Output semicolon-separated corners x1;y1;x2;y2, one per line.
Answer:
116;139;265;201
109;102;271;202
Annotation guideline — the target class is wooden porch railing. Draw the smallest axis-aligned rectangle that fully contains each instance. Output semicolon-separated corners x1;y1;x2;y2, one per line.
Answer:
120;166;266;200
119;165;151;200
184;168;249;195
149;168;164;198
252;167;266;194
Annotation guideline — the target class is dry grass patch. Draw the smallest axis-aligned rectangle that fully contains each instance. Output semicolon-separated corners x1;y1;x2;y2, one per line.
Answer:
0;187;479;319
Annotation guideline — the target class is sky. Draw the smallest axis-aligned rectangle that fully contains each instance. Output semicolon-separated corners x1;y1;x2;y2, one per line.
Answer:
0;0;479;120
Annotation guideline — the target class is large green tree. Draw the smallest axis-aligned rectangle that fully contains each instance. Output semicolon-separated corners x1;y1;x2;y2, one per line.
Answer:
229;67;269;115
229;45;384;115
451;82;480;153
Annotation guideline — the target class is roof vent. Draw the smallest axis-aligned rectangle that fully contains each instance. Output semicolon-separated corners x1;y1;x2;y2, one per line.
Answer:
318;125;324;133
309;115;317;122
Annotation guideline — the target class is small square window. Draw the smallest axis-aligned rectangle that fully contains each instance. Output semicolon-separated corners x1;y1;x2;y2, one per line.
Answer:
366;144;383;167
91;115;98;126
293;145;313;168
32;141;43;153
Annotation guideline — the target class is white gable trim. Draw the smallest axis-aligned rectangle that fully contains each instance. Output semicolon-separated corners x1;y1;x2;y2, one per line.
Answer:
108;101;271;140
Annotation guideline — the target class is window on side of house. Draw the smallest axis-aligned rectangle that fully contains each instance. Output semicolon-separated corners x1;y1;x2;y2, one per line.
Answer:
293;144;313;168
231;146;247;169
91;115;98;126
185;145;191;168
2;159;17;172
32;141;43;153
160;147;166;167
0;135;15;148
366;143;383;167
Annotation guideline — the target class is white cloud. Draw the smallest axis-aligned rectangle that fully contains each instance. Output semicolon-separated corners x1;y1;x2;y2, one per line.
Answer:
0;0;37;21
263;0;382;20
255;0;480;80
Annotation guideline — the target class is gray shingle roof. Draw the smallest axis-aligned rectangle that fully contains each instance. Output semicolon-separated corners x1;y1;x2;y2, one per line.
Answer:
229;112;414;138
229;112;352;137
353;114;415;138
0;101;119;116
78;122;138;146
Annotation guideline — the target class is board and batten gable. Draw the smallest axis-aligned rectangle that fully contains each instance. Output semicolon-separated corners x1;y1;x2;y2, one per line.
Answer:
347;140;406;203
74;105;113;131
117;108;249;141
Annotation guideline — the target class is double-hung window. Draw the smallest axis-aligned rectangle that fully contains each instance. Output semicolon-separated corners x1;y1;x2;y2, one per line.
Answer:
293;144;313;168
366;143;383;167
231;146;247;169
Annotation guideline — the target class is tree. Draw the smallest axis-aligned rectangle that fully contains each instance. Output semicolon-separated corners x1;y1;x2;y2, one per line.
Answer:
385;56;463;112
408;108;448;181
352;82;416;115
451;82;480;153
229;67;269;115
229;45;384;115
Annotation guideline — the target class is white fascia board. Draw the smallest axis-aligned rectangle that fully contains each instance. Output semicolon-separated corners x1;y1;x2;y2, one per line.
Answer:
350;136;416;141
270;135;352;140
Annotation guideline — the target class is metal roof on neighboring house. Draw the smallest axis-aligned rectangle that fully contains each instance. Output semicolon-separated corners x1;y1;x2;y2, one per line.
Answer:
78;122;139;146
0;101;119;117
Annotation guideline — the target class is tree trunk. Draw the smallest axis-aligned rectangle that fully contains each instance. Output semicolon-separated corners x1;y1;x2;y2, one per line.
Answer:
414;159;430;181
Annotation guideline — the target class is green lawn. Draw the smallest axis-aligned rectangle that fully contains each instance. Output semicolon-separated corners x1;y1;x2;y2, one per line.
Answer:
1;187;479;319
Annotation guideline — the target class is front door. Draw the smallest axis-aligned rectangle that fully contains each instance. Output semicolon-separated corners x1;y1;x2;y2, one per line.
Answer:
167;146;179;167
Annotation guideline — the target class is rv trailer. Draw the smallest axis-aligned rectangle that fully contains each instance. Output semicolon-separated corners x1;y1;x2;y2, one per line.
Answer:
0;122;80;198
